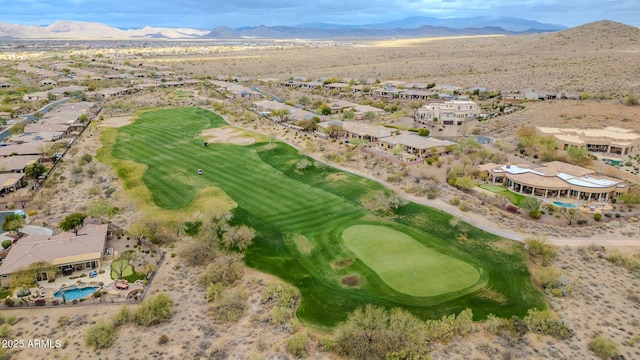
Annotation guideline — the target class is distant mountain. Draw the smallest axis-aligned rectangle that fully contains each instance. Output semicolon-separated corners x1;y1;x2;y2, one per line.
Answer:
0;17;595;40
0;20;209;39
202;24;548;40
365;16;566;32
296;16;566;32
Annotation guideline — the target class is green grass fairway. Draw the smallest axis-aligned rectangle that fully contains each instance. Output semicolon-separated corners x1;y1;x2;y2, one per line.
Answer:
343;225;479;297
478;184;526;206
100;107;546;329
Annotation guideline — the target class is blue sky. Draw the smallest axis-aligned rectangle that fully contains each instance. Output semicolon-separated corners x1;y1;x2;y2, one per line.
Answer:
0;0;638;29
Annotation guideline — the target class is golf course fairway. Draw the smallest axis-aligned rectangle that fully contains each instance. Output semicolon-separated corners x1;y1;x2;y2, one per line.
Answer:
100;107;547;328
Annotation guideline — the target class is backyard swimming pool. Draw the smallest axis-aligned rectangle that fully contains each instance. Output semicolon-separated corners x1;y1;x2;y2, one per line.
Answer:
54;286;99;301
553;201;578;209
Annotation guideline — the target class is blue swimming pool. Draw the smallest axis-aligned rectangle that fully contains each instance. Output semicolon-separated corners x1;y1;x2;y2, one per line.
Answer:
54;286;99;300
553;201;578;209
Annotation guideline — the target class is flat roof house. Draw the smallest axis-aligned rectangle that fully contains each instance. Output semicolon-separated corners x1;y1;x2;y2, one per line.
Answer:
415;100;480;125
0;224;108;288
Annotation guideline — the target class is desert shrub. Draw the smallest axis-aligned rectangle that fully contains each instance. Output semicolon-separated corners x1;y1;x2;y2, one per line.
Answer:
1;240;11;249
79;153;93;164
626;289;640;304
588;336;619;359
523;309;572;340
197;258;244;288
319;337;335;352
0;324;10;338
285;333;309;358
113;305;131;327
334;305;429;360
425;308;474;342
212;287;247;323
607;250;640;273
206;283;223;303
133;293;173;326
506;204;518;213
4;298;14;307
594;212;602;221
484;314;510;335
158;334;169;345
270;306;291;326
577;219;588;225
535;267;561;289
85;320;116;349
449;197;461;206
529;210;542;219
524;238;557;266
262;283;300;309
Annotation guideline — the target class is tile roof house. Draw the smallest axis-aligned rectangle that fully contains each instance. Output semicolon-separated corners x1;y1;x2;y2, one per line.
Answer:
479;161;628;202
0;224;108;287
537;126;640;157
378;134;456;157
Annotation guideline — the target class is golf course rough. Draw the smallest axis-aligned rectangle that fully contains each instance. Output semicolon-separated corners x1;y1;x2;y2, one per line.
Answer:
343;225;480;297
102;107;547;328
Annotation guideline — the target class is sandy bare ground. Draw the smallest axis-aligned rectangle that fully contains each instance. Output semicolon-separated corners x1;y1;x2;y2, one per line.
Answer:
99;116;133;128
202;127;256;145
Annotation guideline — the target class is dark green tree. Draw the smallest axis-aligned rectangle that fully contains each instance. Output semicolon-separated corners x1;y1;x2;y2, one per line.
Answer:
2;213;25;234
60;212;87;235
25;162;48;179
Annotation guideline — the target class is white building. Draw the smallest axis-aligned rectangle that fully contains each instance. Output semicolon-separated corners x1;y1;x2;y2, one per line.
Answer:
415;100;480;125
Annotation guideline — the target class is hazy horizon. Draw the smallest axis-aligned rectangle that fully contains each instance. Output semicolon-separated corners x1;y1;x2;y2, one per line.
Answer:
1;0;638;29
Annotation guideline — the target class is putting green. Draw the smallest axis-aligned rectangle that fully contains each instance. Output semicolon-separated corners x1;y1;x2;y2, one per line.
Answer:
343;225;480;297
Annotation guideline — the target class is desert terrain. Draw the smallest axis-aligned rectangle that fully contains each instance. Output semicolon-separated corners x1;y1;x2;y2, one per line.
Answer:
1;20;640;360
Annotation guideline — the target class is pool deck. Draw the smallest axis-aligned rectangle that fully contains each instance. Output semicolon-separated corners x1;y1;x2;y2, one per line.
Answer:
16;265;146;305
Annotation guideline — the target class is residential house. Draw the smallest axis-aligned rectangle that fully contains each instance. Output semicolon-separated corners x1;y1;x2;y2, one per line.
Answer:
0;172;25;194
352;105;385;119
537;126;640;157
39;79;58;87
371;86;403;98
378;134;455;157
0;155;41;174
415;100;480;125
0;224;109;287
324;83;350;92
479;161;628;201
22;85;87;102
327;100;358;114
341;122;393;142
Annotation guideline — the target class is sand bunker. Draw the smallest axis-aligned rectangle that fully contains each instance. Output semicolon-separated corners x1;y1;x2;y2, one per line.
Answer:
100;116;133;128
202;127;255;145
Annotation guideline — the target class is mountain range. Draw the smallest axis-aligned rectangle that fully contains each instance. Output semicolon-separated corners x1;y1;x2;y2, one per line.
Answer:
0;17;569;40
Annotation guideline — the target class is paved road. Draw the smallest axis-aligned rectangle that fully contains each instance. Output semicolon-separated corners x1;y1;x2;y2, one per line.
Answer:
0;98;70;142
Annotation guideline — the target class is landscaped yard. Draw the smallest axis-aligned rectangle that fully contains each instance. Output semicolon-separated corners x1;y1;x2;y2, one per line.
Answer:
479;184;527;206
100;107;546;329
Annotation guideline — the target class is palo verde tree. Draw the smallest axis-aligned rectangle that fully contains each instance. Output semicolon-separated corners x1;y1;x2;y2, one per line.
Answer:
59;212;87;235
